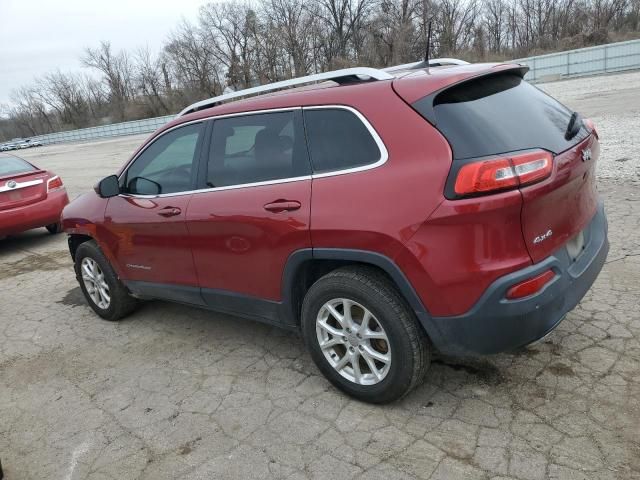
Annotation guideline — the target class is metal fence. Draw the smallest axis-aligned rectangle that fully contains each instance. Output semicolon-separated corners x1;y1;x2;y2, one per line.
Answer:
514;38;640;82
18;39;640;146
28;115;175;146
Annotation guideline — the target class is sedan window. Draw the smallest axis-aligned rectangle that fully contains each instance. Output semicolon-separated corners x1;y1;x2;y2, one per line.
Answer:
0;154;36;177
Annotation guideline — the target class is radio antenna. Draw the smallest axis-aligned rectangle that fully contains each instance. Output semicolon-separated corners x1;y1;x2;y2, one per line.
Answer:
424;20;433;72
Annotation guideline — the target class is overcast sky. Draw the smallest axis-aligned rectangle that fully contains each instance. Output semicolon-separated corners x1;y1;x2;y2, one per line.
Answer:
0;0;209;107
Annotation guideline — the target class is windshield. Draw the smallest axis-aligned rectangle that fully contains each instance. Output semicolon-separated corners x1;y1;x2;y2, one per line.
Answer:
0;154;37;177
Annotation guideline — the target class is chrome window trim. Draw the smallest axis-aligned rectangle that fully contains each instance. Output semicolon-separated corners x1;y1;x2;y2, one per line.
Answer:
118;105;388;199
0;178;44;193
118;175;314;199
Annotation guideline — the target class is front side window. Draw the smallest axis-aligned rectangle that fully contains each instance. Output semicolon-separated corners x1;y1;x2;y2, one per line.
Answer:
124;123;203;195
206;111;310;188
303;109;382;174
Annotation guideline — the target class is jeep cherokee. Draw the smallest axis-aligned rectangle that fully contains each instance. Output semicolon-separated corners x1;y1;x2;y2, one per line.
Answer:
62;61;608;403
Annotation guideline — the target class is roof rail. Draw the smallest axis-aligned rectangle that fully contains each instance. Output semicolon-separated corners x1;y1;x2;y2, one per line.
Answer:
177;67;393;117
383;58;470;73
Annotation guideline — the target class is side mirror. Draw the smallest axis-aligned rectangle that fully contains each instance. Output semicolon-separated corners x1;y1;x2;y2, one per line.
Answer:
95;175;120;198
128;177;161;195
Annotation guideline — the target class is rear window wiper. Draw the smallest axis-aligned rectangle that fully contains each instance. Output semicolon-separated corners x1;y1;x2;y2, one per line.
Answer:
565;111;582;140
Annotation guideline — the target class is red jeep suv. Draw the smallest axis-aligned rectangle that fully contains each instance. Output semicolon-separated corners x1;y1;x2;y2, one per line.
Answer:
62;61;608;403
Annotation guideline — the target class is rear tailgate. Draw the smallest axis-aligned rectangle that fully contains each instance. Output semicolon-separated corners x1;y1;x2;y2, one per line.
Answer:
402;67;597;264
520;134;599;262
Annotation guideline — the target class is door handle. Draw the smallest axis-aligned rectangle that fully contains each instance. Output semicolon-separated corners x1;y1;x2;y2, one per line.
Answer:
158;206;182;217
263;200;302;213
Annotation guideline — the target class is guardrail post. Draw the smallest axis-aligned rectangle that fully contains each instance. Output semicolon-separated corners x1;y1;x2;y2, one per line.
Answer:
567;51;570;76
604;45;608;72
531;57;536;81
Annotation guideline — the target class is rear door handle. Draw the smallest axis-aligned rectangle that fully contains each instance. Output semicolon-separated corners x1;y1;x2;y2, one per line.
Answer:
263;200;302;213
158;206;182;217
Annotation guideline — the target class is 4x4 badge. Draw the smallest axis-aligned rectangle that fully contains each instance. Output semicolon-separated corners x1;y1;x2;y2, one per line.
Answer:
533;229;553;244
582;148;592;162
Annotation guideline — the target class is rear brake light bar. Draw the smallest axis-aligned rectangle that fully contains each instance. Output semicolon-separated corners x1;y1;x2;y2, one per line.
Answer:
47;176;64;192
453;150;553;197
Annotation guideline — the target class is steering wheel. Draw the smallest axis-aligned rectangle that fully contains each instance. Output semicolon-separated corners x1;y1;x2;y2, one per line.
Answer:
157;165;192;186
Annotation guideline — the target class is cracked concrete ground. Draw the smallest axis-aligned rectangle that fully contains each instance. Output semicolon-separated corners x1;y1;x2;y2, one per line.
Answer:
1;72;640;479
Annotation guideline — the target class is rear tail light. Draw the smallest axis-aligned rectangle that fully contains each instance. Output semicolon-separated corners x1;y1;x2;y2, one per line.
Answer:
583;118;598;139
454;150;553;197
47;175;64;192
506;269;555;299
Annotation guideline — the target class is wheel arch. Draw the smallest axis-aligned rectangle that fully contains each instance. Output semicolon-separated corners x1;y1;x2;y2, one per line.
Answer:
281;248;435;338
68;233;94;261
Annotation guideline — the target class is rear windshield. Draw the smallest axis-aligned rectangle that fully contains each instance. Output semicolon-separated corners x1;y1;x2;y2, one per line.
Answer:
0;155;36;176
416;73;589;160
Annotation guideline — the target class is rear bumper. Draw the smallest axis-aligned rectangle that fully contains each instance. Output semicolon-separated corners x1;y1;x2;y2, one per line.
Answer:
426;200;608;355
0;189;69;236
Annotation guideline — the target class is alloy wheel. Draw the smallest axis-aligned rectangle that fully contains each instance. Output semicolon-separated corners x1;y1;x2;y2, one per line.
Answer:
81;257;111;309
316;298;391;385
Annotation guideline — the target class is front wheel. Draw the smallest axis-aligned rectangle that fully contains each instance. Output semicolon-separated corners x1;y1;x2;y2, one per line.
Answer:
301;266;430;403
74;240;138;321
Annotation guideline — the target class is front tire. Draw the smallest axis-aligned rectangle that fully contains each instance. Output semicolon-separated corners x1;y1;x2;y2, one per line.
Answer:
74;240;138;321
301;266;430;403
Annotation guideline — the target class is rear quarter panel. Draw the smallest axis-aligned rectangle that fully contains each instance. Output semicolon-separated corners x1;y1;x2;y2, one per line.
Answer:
395;190;532;316
309;82;453;261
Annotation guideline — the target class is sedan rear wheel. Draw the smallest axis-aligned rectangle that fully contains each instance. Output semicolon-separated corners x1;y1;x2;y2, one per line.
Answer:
46;223;61;234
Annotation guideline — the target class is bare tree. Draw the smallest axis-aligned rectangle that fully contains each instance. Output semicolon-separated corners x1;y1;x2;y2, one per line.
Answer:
164;20;222;102
83;41;135;120
484;0;506;52
135;47;171;116
5;0;640;142
437;0;479;54
263;0;316;76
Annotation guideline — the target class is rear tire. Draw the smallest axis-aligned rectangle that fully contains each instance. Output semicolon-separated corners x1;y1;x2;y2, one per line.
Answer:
301;266;430;403
74;240;138;321
46;223;62;234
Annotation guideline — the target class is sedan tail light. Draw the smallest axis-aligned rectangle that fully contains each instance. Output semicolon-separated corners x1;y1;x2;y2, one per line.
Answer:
453;150;553;197
47;175;64;192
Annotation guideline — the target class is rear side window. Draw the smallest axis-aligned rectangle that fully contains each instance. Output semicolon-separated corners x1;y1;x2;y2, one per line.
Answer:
304;109;382;173
416;74;589;160
0;155;36;176
207;110;310;188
